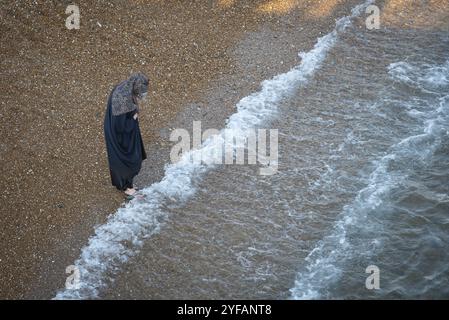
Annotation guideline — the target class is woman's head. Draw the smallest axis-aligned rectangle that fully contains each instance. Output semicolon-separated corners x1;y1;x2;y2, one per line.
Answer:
111;72;149;116
131;72;149;101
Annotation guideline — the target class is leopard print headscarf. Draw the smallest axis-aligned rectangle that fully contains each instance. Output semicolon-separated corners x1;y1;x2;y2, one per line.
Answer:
111;72;149;116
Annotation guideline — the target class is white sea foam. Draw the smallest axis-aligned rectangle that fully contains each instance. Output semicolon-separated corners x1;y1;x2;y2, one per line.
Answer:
388;60;449;91
54;0;368;300
290;59;449;299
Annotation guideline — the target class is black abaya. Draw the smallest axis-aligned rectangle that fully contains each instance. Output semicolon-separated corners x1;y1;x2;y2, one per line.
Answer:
104;88;147;191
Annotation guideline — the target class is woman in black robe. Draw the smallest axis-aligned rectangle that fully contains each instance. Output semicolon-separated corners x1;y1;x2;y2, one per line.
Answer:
104;73;148;197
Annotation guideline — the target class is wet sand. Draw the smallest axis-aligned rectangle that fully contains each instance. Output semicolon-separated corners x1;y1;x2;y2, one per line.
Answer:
1;0;437;299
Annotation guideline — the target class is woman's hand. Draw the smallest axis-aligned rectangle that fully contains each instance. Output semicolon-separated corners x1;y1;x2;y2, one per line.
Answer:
133;113;138;120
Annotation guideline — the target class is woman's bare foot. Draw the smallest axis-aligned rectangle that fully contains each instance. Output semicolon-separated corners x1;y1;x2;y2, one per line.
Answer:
124;188;137;196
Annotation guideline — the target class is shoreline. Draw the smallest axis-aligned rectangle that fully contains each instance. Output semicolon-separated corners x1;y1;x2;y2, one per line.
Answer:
2;0;363;299
80;1;366;299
